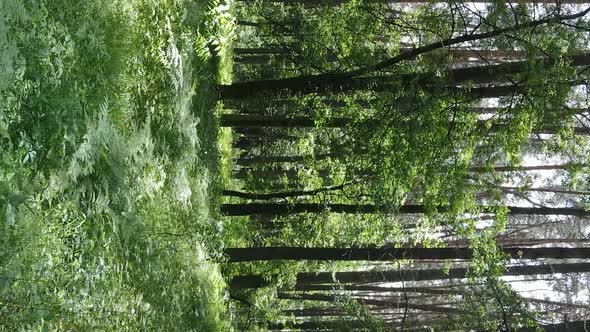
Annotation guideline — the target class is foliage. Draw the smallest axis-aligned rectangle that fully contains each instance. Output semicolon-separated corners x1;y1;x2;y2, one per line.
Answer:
222;0;590;330
0;0;234;330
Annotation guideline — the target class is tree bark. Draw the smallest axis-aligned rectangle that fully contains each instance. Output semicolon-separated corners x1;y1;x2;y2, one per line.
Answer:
222;183;347;200
496;185;590;196
283;307;347;317
521;297;590;310
445;237;590;248
234;153;337;166
225;246;590;262
233;168;330;180
295;284;589;309
233;47;289;55
234;55;273;65
220;202;590;217
231;162;585;182
220;113;351;127
277;292;461;314
228;262;590;289
516;320;590;332
266;320;372;331
297;284;465;296
223;114;590;139
469;162;587;173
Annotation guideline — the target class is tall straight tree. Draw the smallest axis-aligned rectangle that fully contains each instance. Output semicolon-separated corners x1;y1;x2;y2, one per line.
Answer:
225;246;590;262
220;202;590;217
229;262;590;289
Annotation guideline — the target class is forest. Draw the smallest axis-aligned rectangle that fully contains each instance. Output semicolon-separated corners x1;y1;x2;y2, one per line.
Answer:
1;0;590;331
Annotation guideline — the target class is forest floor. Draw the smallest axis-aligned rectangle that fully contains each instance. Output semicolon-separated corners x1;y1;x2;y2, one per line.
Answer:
1;0;235;330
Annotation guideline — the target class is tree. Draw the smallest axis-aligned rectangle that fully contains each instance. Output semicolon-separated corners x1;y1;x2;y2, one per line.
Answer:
225;246;590;262
229;262;590;289
220;202;590;217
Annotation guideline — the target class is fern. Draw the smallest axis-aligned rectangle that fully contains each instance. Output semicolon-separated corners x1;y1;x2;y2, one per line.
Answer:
1;0;231;329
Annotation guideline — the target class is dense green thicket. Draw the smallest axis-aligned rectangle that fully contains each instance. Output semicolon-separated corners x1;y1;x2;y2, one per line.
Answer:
0;0;234;330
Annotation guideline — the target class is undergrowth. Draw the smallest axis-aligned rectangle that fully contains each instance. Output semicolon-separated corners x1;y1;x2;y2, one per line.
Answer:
0;0;234;330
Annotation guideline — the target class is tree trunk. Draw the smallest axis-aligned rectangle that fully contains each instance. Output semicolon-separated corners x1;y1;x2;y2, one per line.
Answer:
224;114;589;139
517;320;590;332
233;47;289;55
297;284;465;295
222;183;347;200
224;246;590;262
266;320;372;331
234;153;337;166
469;162;587;173
521;297;590;310
232;162;584;181
496;185;590;196
283;307;347;317
445;237;590;248
295;285;589;309
277;292;461;314
220;202;590;217
220;114;351;127
233;168;330;180
228;262;590;289
467;79;586;99
234;55;273;65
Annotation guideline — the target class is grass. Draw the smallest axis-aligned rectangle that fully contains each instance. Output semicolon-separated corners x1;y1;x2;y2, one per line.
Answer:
0;0;235;330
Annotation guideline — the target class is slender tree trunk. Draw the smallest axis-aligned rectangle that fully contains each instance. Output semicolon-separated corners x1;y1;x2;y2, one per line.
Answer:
234;55;273;65
234;153;337;166
283;307;347;317
496;185;590;196
235;21;293;34
220;114;351;127
295;284;590;309
277;292;461;314
233;168;330;180
220;202;590;217
266;320;375;331
235;52;339;66
233;127;301;141
233;136;262;150
222;183;347;200
445;237;590;248
233;47;289;55
297;284;465;295
467;79;586;99
224;113;590;138
469;162;587;173
516;320;590;332
223;114;590;137
488;122;590;136
232;161;584;181
229;262;590;289
232;127;266;137
236;20;262;28
521;297;590;310
224;246;590;262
